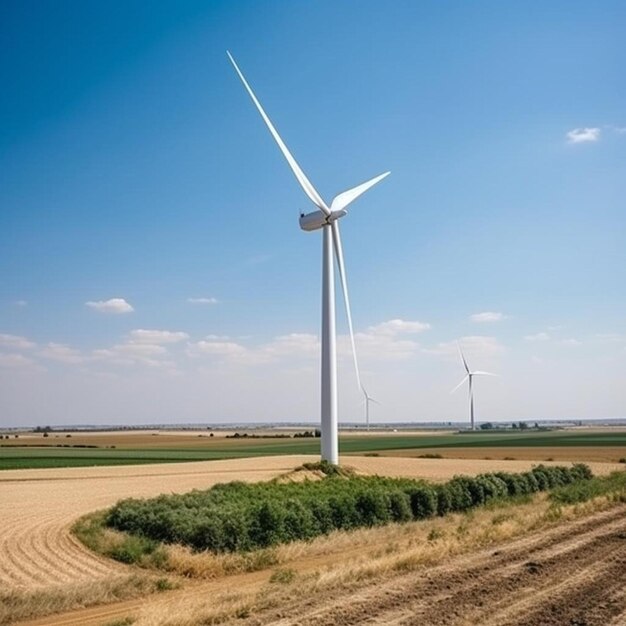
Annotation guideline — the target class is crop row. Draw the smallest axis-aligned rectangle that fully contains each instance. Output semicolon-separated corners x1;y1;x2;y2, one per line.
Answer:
106;464;593;553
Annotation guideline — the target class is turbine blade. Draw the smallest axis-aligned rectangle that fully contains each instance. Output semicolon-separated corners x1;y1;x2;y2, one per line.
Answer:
451;375;469;394
330;171;390;213
473;371;498;377
227;51;330;215
458;342;470;374
331;220;362;391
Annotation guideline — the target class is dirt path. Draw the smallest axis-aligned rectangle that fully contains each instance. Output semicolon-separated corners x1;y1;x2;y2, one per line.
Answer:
259;505;626;626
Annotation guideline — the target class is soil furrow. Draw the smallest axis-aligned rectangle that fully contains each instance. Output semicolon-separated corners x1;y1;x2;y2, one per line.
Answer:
262;506;626;626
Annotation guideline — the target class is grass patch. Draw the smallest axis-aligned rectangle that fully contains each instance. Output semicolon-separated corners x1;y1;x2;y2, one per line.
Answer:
296;460;356;477
269;568;297;584
549;470;626;505
73;512;168;568
0;575;159;625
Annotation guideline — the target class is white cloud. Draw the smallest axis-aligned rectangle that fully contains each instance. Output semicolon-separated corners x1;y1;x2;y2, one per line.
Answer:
524;332;550;342
470;312;506;323
187;297;219;305
114;343;167;357
561;338;582;347
92;343;174;370
427;336;504;360
346;319;429;360
0;353;36;368
40;343;85;364
13;300;28;307
191;340;249;358
566;127;601;144
0;333;36;350
366;319;431;335
593;333;625;343
189;333;318;366
128;329;189;344
351;332;420;361
188;319;430;365
261;333;319;359
85;298;134;314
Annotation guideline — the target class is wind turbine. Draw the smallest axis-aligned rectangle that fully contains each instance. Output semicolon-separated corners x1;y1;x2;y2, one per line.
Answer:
362;388;380;432
451;343;497;430
227;52;389;464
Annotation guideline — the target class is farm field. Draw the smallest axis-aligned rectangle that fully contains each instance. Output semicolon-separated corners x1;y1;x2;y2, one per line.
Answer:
1;455;620;588
383;446;626;463
0;456;626;626
2;428;626;470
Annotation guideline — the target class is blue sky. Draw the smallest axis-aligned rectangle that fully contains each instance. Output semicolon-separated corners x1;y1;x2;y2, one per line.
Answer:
1;1;625;426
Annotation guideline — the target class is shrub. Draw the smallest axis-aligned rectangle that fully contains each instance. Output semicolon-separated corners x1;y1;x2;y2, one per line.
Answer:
249;501;285;548
435;485;453;516
445;478;473;511
388;490;412;522
356;490;391;526
407;486;438;518
105;464;593;554
108;535;159;564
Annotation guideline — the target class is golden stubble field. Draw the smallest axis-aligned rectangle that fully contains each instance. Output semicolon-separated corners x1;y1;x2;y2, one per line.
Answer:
0;454;621;595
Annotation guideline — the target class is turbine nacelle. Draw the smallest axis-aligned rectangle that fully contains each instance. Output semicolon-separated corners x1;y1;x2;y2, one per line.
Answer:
299;209;347;232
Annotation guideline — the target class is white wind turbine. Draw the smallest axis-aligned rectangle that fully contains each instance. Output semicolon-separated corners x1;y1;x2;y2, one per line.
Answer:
228;52;388;464
451;343;497;430
362;389;380;432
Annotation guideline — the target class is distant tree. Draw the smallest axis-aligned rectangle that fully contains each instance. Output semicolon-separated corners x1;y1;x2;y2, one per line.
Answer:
43;432;49;438
519;422;528;430
534;422;539;429
314;429;321;438
209;433;214;437
479;422;494;430
511;423;518;429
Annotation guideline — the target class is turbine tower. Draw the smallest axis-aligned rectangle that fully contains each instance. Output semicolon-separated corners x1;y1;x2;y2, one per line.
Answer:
451;344;497;430
228;52;389;464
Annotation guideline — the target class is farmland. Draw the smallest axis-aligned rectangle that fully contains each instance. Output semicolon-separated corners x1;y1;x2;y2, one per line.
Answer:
1;455;624;625
1;431;625;625
2;428;626;470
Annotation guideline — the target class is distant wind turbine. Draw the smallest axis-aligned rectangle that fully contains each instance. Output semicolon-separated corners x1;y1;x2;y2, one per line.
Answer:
451;343;498;430
228;52;389;464
362;388;380;431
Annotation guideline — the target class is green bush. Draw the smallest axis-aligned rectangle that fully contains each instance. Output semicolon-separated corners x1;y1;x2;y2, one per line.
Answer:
407;485;438;519
106;464;593;554
550;471;626;505
108;535;159;564
435;485;453;516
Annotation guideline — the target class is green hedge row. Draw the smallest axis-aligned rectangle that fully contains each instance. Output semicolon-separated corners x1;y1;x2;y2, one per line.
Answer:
106;463;592;553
